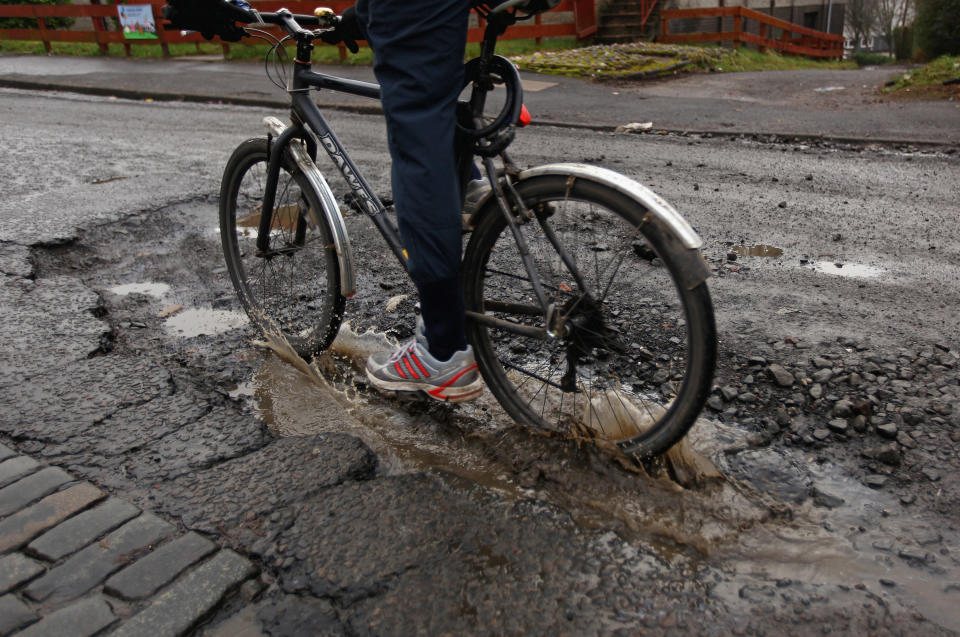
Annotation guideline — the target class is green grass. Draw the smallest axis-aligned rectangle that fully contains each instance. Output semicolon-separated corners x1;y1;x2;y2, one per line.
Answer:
0;39;225;57
851;51;895;66
510;41;854;80
1;36;860;81
0;36;580;65
883;55;960;90
716;47;855;72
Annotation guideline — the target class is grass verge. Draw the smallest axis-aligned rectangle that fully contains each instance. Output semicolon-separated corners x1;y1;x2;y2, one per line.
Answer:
0;36;581;64
881;55;960;100
509;42;855;80
1;37;872;84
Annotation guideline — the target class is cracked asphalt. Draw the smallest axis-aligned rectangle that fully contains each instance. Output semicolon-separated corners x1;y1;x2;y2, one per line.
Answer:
1;55;959;635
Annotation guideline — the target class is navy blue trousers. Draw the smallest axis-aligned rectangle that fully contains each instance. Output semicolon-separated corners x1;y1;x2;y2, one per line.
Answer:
355;0;471;359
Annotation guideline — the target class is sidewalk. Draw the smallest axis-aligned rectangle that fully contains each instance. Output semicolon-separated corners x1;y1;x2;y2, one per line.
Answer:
0;442;259;636
1;54;959;145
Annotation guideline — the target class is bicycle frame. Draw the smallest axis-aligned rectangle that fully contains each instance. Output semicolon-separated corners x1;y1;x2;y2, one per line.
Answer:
284;66;405;297
255;8;563;337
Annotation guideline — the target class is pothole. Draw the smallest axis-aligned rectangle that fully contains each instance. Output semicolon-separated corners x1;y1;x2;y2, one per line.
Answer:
731;244;783;258
109;282;171;298
807;260;885;278
164;307;248;337
228;323;774;558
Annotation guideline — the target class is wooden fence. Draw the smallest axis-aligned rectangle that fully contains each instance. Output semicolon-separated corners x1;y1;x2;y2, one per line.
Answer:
0;1;597;57
658;6;844;59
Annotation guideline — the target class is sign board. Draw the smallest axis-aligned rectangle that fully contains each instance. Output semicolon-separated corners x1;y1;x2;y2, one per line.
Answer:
118;4;158;39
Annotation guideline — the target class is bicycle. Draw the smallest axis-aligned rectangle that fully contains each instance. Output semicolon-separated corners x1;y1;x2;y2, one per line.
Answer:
174;0;717;459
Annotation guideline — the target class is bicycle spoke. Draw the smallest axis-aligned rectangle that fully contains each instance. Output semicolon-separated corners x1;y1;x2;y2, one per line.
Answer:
464;166;714;458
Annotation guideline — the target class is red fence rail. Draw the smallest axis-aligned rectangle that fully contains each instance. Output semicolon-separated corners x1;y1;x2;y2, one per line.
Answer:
658;6;843;59
0;1;597;57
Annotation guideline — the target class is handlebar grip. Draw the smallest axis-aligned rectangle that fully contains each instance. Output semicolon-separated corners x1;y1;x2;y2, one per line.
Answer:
161;0;254;41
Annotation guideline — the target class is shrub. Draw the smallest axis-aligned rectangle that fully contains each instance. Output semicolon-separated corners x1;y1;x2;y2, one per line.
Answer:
893;25;914;61
0;0;75;30
852;51;892;66
915;0;960;58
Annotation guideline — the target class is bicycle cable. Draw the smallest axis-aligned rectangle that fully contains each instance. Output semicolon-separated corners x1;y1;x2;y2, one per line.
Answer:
270;36;295;90
241;27;288;91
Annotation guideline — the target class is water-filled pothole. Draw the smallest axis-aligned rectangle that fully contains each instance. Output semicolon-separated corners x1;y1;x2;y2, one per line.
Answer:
164;307;248;337
808;261;885;278
727;247;886;279
230;325;960;630
228;323;772;556
731;244;784;258
109;282;171;298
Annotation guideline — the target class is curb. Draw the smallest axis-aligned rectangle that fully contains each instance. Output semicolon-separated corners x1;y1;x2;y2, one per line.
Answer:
0;441;259;636
2;77;957;150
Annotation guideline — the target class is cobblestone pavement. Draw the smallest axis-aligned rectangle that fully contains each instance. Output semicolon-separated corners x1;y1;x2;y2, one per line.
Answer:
0;441;258;636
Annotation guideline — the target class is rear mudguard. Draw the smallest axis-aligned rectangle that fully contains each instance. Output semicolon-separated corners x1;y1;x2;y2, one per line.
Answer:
467;163;711;289
263;117;356;298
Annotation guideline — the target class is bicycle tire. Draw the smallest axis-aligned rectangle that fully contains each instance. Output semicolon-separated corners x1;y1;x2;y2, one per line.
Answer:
462;174;716;459
219;138;345;358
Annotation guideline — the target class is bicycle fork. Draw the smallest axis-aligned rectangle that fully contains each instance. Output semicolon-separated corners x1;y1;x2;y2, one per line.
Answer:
259;116;357;298
481;152;596;342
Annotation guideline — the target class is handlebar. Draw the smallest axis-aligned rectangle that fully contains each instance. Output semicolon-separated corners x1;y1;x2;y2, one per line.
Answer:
163;0;562;44
161;0;337;42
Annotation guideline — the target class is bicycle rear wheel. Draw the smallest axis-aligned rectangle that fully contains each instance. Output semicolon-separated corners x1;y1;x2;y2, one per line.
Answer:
219;138;345;358
462;174;716;459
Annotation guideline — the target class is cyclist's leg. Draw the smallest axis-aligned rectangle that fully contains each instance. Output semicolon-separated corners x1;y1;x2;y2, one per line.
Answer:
358;0;471;362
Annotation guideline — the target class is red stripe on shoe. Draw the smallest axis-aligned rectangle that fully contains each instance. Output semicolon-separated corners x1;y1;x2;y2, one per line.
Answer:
427;364;479;398
394;362;407;379
410;353;430;378
403;357;419;379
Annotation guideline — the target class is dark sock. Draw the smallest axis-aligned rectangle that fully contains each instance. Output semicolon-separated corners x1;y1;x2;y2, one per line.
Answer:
415;276;467;361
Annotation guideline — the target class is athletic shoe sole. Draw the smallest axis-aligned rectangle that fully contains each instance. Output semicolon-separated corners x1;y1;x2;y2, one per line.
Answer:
365;369;484;403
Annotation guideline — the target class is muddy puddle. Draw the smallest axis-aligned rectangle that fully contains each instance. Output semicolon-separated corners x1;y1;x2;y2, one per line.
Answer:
227;323;767;554
107;280;248;337
808;260;885;278
731;244;783;258
109;282;171;298
231;325;960;630
712;459;960;632
729;246;888;279
163;307;248;337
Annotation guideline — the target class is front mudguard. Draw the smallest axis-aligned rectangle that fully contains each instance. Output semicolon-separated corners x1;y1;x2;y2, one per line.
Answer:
466;163;711;289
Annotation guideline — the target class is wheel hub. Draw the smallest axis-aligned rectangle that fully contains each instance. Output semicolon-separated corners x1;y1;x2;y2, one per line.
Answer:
558;296;625;391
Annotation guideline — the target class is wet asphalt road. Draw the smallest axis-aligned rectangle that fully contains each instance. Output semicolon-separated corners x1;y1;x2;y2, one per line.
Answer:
2;55;959;145
1;84;959;635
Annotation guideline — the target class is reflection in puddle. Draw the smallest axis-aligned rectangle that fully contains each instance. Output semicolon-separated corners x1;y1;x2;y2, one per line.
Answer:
164;307;248;337
109;282;170;298
731;244;784;258
809;261;884;278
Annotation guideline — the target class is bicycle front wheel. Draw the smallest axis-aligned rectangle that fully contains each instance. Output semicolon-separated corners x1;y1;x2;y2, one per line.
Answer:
463;174;716;459
219;138;345;358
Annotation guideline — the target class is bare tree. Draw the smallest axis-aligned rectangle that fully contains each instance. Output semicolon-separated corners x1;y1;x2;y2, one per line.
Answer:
875;0;915;57
876;0;898;53
847;0;879;51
